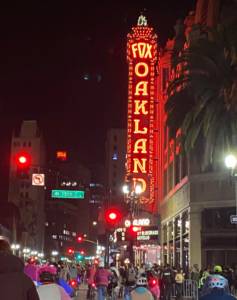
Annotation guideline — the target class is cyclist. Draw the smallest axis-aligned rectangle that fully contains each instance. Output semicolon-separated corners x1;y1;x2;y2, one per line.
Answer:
200;274;236;300
130;277;153;300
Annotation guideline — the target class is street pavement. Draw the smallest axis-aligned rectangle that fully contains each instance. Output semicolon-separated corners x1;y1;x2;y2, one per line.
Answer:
73;284;88;300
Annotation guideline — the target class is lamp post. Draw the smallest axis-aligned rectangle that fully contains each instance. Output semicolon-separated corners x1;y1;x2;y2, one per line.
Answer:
122;181;142;264
122;182;142;218
225;154;237;218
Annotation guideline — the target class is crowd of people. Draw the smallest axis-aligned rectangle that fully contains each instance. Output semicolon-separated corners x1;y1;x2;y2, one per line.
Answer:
1;235;237;300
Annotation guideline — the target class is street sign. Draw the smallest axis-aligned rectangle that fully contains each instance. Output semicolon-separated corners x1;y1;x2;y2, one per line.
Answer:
32;174;45;186
51;189;85;199
230;215;237;224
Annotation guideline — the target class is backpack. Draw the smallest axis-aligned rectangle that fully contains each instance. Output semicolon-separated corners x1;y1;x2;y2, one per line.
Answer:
128;268;136;283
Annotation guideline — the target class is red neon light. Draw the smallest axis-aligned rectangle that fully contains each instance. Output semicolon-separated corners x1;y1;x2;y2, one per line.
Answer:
56;151;67;161
126;21;158;211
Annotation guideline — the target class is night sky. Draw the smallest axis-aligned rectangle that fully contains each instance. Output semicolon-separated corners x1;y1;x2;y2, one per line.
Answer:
0;0;196;171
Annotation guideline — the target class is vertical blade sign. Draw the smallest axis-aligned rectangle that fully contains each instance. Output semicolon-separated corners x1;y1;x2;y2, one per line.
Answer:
126;17;158;211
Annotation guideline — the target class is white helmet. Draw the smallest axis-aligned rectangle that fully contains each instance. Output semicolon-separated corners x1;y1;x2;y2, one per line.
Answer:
136;277;147;286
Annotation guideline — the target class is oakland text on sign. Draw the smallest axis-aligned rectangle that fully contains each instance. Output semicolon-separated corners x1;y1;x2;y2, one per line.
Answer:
126;23;157;207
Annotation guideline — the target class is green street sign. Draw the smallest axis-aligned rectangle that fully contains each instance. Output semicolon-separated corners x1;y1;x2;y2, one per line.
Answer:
51;189;85;199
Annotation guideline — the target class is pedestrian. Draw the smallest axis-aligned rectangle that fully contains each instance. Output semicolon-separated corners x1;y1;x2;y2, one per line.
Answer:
175;267;185;300
0;237;40;300
125;263;137;300
161;264;174;300
94;262;112;300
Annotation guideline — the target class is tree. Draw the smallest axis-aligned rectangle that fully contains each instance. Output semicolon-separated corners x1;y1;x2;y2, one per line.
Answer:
165;14;237;168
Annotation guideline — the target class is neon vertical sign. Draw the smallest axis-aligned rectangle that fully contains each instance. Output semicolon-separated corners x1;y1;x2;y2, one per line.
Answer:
126;16;157;209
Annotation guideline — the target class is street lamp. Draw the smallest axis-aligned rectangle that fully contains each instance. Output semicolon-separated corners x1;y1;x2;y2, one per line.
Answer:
225;154;237;170
122;181;143;264
122;181;142;216
225;154;237;219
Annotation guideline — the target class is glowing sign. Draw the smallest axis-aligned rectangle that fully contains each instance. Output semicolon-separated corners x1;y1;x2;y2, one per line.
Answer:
124;218;151;227
126;17;157;209
56;151;67;161
51;190;85;199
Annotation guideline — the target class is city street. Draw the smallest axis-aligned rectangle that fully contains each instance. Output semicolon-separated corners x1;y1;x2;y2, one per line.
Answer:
73;284;87;300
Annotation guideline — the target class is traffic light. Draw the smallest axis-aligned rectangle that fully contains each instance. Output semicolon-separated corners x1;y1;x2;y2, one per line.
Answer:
77;236;83;242
67;248;74;255
105;208;122;226
15;152;31;169
15;152;31;178
126;225;141;240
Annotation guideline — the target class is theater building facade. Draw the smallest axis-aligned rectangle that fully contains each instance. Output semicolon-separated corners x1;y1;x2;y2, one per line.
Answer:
125;1;237;269
156;2;237;269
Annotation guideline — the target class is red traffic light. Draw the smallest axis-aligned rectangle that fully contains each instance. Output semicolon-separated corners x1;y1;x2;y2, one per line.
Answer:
77;236;83;242
67;248;74;255
80;250;85;255
15;152;31;168
105;208;121;225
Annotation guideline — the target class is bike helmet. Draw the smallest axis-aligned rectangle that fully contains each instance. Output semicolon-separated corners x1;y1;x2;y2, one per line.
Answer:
213;265;223;273
38;265;57;283
201;274;229;296
136;277;148;286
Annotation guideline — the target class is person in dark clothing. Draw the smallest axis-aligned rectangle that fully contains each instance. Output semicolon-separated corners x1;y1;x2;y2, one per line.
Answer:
161;264;174;300
0;238;39;300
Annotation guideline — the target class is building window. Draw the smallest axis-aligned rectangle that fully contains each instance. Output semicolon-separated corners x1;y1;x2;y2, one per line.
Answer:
52;235;57;239
114;135;117;142
23;141;26;147
162;67;169;91
28;141;31;147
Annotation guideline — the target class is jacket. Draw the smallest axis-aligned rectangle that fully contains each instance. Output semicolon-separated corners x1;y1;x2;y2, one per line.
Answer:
200;289;236;300
95;267;112;286
37;283;71;300
0;252;39;300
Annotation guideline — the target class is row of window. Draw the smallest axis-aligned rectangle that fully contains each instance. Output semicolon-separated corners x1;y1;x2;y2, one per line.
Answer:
13;141;32;147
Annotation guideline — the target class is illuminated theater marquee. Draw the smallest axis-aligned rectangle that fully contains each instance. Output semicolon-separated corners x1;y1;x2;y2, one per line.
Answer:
126;16;157;208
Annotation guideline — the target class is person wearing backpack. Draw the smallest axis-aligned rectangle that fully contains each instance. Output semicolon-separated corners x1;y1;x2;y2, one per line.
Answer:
125;264;137;300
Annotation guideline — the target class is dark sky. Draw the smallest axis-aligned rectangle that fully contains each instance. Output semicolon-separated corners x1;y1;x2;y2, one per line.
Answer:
0;0;196;167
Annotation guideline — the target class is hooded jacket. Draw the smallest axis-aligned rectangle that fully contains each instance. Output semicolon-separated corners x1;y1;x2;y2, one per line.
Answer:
0;252;39;300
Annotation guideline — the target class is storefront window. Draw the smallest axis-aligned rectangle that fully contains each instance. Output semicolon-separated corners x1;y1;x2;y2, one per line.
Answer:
168;221;173;242
175;216;181;238
182;211;189;235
